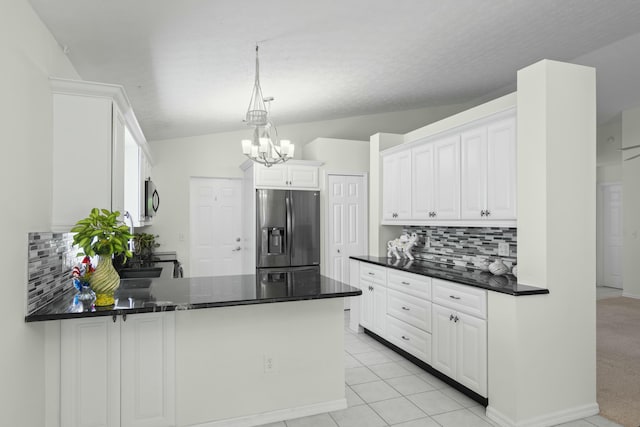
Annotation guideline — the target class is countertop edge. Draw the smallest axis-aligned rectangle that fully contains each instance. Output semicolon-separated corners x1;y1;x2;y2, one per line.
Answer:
25;289;362;323
350;256;549;296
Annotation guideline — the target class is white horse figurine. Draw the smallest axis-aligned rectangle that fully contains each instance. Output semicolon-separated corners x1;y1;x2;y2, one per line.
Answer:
387;232;419;260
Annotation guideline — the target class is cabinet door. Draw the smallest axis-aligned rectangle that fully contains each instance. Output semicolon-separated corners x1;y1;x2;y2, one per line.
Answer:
456;312;487;397
460;127;488;219
360;279;375;329
432;136;460;219
487;116;517;220
372;283;387;337
411;143;434;220
255;164;288;187
288;165;319;188
431;304;456;378
121;312;176;427
61;317;121;427
382;150;412;220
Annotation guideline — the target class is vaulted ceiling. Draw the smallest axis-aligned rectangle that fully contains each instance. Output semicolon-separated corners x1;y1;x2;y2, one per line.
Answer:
28;0;640;141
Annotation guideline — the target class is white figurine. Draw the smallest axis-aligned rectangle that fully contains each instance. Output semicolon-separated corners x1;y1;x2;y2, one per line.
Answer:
387;232;419;260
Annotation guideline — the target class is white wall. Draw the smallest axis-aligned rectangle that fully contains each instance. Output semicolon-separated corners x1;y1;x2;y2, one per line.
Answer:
487;60;597;426
0;0;80;425
303;138;369;273
149;102;477;274
622;106;640;298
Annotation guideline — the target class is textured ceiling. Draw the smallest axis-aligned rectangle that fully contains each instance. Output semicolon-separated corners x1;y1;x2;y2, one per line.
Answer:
28;0;640;141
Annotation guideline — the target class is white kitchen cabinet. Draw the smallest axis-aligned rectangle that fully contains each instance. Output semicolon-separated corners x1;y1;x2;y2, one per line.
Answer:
359;263;387;336
431;279;487;397
60;313;176;427
411;136;460;221
254;163;319;189
460;115;516;221
382;149;412;221
51;78;149;231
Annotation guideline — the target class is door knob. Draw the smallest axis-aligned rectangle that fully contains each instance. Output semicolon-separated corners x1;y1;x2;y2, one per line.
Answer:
337;249;341;253
236;237;241;242
232;246;241;252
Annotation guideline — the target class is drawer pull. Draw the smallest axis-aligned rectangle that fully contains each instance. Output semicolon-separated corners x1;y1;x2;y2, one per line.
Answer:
368;272;375;276
401;335;410;341
401;306;410;311
449;295;461;300
449;314;455;321
401;281;410;285
454;315;459;323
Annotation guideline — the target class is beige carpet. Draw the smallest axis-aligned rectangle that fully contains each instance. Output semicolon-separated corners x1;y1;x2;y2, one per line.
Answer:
597;297;640;427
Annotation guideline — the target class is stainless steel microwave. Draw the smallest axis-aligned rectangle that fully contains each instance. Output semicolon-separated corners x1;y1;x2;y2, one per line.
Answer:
144;178;160;218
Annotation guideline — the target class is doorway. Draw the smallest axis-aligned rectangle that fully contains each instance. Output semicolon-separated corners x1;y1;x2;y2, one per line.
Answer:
189;177;243;277
326;173;368;307
599;183;623;289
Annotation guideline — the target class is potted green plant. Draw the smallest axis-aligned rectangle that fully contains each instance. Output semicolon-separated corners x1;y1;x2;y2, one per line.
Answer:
132;233;160;267
71;208;133;306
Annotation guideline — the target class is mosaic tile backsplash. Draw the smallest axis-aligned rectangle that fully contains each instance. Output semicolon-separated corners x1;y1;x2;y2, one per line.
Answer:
27;232;77;315
402;226;517;270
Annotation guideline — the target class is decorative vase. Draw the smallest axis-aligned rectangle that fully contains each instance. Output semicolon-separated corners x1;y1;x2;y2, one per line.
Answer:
76;284;96;311
90;255;121;306
489;258;509;276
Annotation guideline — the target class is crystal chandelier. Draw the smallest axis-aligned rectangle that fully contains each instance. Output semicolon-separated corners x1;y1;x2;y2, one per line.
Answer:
241;45;294;167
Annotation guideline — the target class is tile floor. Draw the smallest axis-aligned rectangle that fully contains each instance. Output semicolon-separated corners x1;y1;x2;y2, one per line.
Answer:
258;311;621;427
596;286;623;300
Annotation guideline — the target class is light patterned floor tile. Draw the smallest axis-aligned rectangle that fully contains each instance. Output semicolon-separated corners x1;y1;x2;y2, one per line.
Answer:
555;420;600;427
285;413;338;427
389;417;441;427
432;408;493;427
368;361;412;379
344;341;375;355
416;372;449;389
584;415;624;427
330;404;387;427
385;374;435;395
440;386;481;408
345;366;380;385
468;405;496;425
352;350;393;366
396;359;425;374
351;379;402;403
345;386;365;407
407;390;464;415
344;353;362;369
369;396;426;425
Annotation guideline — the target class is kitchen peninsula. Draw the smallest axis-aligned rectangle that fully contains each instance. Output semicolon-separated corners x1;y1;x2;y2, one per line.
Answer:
34;273;360;427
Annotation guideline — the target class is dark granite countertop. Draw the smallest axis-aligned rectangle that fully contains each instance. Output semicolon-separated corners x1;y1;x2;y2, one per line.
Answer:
25;271;361;322
350;256;549;296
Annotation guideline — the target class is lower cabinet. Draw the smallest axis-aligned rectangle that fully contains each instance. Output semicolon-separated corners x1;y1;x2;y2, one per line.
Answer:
360;279;387;337
60;313;176;427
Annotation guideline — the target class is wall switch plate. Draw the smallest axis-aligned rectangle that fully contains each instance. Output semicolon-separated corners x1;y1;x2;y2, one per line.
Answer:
498;242;510;257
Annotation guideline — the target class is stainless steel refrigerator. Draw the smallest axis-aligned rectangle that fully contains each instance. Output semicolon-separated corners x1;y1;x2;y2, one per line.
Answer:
256;189;320;279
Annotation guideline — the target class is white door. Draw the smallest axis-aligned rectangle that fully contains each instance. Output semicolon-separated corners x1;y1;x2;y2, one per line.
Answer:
431;304;456;378
327;174;367;285
190;178;243;277
602;183;623;289
288;165;319;188
372;283;388;336
486;116;517;219
360;280;374;329
382;151;412;220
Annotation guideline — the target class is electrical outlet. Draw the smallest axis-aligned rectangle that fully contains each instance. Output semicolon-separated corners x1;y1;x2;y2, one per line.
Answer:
264;354;276;373
498;242;510;257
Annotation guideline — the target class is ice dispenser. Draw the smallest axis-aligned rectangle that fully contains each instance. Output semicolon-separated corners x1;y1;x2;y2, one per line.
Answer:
262;227;285;255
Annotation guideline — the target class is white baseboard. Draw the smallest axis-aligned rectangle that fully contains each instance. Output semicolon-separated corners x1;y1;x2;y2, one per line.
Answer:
189;398;347;427
622;292;640;299
486;402;599;427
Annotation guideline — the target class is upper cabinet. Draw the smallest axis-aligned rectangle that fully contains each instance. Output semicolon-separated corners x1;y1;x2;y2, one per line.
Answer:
382;109;516;226
247;160;322;190
460;116;516;220
50;78;152;231
382;150;412;221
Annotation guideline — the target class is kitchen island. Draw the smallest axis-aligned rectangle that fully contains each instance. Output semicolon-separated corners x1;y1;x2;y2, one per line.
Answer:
35;273;360;427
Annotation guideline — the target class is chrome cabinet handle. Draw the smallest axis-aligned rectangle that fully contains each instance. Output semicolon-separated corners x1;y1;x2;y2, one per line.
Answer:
480;210;486;217
454;315;459;323
449;314;454;321
401;281;410;285
232;246;241;251
401;335;410;341
449;295;461;300
485;210;491;216
368;272;375;276
337;249;341;254
401;306;410;311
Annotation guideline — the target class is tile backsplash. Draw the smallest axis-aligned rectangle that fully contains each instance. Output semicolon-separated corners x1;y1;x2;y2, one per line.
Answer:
402;226;517;270
27;232;77;315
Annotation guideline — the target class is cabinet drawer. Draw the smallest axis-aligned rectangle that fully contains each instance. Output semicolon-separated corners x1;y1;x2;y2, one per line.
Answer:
386;315;431;364
387;269;431;300
432;279;487;319
387;289;431;333
360;263;386;286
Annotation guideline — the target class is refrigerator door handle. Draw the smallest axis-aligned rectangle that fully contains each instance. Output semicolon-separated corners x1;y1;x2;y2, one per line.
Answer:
286;192;293;260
